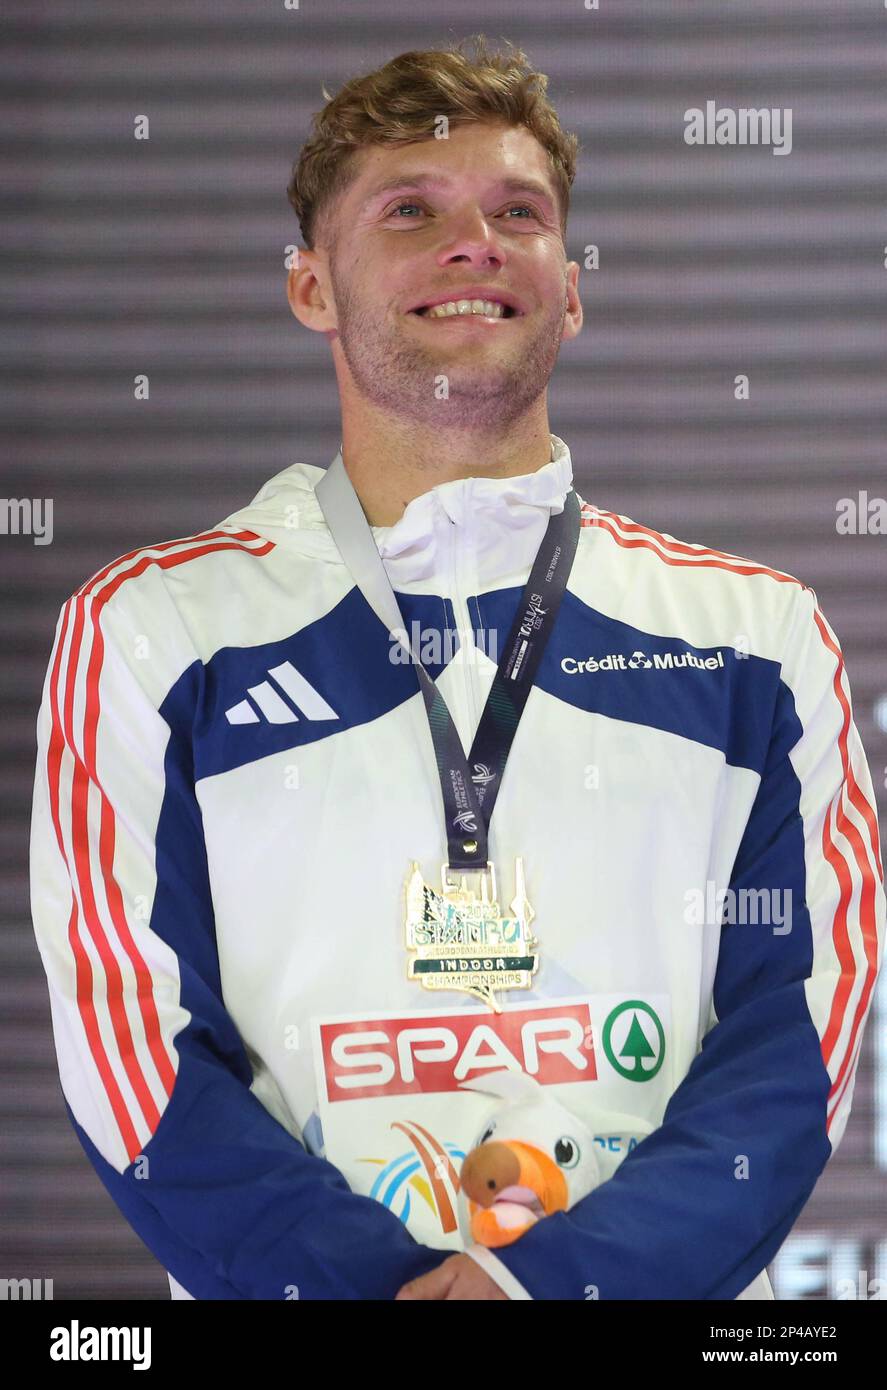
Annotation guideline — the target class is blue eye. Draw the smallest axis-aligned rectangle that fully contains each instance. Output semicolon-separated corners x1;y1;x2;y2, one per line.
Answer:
387;201;540;220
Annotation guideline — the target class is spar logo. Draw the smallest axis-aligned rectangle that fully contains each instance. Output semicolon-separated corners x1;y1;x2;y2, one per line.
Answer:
601;1000;665;1082
561;649;726;675
318;1002;597;1102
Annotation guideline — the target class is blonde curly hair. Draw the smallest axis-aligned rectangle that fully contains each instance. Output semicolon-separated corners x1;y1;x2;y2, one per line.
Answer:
287;33;579;253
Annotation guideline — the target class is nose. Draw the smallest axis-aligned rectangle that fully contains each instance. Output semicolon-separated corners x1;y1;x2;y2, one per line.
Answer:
436;206;507;271
460;1141;521;1207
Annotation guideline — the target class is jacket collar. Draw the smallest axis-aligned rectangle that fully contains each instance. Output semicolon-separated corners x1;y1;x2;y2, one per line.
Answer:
223;434;576;591
369;433;574;561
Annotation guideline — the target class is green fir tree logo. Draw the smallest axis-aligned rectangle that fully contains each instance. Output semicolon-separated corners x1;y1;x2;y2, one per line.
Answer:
602;1000;665;1081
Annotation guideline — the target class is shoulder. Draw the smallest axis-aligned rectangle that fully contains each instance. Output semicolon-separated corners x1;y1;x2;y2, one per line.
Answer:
67;458;330;616
63;522;274;629
56;459;333;668
572;492;813;664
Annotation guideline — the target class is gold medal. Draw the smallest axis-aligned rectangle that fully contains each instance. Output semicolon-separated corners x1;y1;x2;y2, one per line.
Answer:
315;453;578;1022
404;858;538;1013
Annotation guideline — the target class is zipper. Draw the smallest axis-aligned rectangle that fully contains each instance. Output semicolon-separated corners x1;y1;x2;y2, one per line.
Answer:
449;514;479;750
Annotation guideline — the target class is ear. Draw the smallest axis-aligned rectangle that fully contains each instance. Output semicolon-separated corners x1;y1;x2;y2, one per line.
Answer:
457;1068;542;1103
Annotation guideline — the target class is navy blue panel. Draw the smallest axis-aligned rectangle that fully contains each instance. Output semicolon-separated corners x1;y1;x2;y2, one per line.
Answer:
157;666;253;1082
66;1102;244;1301
166;581;782;784
477;586;779;774
64;676;450;1299
64;1040;446;1297
491;671;833;1300
714;678;813;1015
189;588;461;779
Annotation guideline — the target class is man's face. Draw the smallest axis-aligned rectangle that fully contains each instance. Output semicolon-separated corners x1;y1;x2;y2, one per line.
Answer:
291;122;582;431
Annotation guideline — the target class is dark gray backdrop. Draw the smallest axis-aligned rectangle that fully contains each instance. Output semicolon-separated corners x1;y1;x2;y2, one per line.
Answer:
2;0;885;1299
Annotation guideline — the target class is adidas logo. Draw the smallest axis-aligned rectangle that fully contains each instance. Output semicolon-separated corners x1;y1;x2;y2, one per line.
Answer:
225;660;339;725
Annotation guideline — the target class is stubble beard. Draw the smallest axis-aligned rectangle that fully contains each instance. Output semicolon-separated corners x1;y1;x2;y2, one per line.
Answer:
331;270;567;432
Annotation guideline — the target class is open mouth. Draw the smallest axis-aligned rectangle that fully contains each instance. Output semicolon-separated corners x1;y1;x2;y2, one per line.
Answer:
411;303;518;319
491;1185;546;1220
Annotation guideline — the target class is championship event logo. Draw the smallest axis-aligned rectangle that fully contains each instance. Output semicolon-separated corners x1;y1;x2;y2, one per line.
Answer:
314;998;666;1236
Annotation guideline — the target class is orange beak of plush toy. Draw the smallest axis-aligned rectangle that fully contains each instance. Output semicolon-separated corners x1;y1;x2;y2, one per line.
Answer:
460;1139;569;1248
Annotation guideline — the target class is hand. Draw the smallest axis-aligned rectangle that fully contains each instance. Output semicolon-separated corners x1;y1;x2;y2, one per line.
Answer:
395;1253;510;1300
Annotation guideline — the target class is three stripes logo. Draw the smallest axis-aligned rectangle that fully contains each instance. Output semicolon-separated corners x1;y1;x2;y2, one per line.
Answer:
225;659;339;726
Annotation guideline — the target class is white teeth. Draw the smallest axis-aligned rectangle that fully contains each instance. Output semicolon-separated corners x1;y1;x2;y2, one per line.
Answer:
424;298;507;319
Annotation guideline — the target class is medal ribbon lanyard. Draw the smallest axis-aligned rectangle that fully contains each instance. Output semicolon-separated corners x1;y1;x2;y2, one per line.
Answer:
315;454;581;873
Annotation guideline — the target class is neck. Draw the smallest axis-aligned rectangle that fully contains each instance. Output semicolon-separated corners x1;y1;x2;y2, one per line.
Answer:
339;405;555;527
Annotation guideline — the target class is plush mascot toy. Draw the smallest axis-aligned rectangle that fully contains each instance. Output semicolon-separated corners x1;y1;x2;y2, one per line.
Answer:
457;1068;654;1249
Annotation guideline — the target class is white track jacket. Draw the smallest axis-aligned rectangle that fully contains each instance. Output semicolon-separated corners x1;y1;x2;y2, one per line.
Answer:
29;434;885;1300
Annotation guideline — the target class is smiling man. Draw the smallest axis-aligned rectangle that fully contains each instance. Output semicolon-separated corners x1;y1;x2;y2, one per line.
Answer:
286;113;581;525
30;35;885;1304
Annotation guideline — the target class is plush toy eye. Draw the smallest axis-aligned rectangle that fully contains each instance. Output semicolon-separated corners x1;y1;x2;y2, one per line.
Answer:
554;1135;580;1169
479;1124;495;1145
